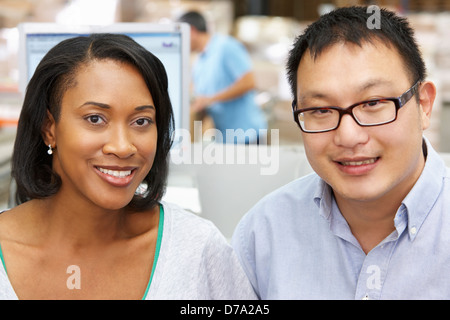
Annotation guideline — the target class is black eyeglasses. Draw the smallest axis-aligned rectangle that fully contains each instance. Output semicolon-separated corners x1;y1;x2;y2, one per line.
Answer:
292;81;420;133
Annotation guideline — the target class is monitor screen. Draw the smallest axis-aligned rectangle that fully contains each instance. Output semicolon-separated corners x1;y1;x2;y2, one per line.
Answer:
18;23;190;133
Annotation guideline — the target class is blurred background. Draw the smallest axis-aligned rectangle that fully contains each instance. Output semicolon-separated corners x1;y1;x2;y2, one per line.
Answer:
0;0;449;236
1;0;449;145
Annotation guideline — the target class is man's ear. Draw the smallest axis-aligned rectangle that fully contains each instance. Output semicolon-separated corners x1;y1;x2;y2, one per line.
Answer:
418;81;437;131
41;110;56;147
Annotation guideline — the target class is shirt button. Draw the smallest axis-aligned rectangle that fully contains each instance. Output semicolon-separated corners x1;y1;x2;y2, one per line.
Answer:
362;294;370;300
410;226;417;235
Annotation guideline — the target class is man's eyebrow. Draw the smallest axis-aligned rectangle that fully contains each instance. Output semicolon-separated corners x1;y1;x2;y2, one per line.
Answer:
298;79;395;105
298;92;329;105
79;102;155;111
357;78;393;91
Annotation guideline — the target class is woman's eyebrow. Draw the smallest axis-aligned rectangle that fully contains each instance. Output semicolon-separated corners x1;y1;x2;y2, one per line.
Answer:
135;105;155;111
79;102;155;111
79;101;110;109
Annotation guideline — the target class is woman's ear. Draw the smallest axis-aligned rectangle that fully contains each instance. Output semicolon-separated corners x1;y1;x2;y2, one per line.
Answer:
41;110;56;147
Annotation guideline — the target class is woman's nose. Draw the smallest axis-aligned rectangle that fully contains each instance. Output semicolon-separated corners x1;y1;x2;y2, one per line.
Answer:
102;127;137;158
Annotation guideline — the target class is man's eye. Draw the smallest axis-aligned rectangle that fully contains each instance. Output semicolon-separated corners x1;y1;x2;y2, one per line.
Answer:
364;101;381;107
307;108;334;116
315;109;332;114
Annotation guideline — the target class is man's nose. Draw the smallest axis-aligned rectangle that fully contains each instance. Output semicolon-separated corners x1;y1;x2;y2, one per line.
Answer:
333;114;369;148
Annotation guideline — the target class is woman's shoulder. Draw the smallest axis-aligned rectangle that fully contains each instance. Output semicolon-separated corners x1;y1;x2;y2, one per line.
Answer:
0;205;22;237
0;200;43;244
160;201;227;246
162;201;216;228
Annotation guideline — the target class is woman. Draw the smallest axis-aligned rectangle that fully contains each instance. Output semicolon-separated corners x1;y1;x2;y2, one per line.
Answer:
0;34;256;299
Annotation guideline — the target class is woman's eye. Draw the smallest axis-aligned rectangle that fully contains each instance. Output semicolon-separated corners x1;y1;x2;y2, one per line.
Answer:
86;115;105;125
133;118;153;127
136;119;148;126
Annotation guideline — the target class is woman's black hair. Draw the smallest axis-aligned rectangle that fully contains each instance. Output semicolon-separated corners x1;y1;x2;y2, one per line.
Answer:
11;33;174;210
286;6;427;102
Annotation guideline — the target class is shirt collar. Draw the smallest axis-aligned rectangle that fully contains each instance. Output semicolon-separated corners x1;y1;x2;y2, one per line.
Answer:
313;137;446;241
314;178;332;221
199;34;218;57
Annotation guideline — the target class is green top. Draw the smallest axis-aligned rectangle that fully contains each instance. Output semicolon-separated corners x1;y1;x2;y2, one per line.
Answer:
142;204;164;299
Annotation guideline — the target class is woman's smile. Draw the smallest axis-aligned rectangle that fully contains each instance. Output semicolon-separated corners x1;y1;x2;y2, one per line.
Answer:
95;166;138;188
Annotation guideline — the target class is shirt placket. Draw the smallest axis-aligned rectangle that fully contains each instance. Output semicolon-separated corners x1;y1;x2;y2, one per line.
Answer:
354;222;405;300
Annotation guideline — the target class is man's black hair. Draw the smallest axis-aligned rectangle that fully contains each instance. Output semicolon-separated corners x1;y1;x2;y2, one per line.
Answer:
286;6;426;101
177;11;208;33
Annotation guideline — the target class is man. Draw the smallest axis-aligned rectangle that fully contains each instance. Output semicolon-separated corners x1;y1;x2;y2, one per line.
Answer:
178;11;267;144
232;6;449;299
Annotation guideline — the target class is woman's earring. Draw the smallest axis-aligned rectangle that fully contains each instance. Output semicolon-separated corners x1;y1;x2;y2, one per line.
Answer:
47;144;53;155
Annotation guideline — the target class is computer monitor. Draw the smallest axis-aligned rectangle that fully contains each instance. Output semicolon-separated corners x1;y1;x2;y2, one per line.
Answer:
18;22;190;133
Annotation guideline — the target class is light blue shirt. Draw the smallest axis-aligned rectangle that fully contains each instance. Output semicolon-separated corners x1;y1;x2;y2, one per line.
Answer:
232;139;450;299
192;34;267;143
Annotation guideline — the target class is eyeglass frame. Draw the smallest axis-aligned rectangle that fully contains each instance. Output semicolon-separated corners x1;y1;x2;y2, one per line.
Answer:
291;81;421;133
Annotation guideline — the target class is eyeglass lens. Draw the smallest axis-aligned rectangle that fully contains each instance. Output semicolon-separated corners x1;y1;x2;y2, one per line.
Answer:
298;100;397;132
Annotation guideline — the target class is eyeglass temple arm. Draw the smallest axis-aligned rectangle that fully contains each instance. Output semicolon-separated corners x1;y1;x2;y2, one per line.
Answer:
400;81;420;106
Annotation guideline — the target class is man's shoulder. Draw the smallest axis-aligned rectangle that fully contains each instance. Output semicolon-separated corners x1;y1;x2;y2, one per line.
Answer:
261;172;320;203
240;172;321;225
212;33;246;52
231;172;326;262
